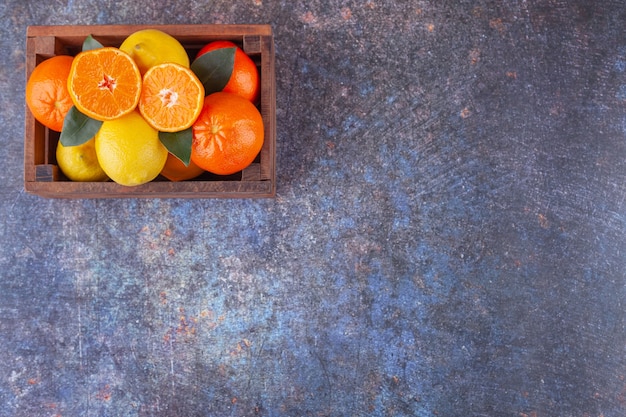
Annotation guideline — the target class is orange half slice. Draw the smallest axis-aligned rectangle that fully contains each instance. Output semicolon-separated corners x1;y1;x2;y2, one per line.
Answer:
139;62;205;132
67;47;142;121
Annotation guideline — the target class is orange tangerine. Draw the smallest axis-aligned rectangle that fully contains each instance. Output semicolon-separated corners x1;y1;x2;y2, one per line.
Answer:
160;153;205;182
195;41;260;103
25;55;74;132
191;92;264;176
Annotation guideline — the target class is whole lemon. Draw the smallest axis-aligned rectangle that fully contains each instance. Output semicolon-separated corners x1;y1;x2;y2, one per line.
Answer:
119;29;189;74
95;111;168;186
56;137;109;182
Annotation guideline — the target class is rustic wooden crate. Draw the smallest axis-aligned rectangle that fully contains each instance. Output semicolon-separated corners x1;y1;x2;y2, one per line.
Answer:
24;24;276;198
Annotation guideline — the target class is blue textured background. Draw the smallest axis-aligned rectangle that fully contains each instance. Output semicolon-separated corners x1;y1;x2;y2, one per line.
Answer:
2;1;626;416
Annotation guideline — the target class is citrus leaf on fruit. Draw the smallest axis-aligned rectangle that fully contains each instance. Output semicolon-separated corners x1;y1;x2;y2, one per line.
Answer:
190;47;236;95
82;35;104;51
60;106;103;147
159;129;192;166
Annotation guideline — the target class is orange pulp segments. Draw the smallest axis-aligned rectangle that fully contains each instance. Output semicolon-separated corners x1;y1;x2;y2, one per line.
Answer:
138;63;205;132
67;47;142;121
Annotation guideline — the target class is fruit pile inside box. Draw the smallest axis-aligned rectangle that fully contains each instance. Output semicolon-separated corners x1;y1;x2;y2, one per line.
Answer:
24;25;275;198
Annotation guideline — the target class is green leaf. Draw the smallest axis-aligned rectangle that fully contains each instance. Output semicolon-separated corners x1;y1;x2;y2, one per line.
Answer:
159;129;193;166
190;47;236;95
83;35;103;51
59;106;103;147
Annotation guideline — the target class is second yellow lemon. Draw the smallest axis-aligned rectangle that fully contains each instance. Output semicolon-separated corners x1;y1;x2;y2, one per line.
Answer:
95;111;168;186
56;137;109;182
119;29;190;75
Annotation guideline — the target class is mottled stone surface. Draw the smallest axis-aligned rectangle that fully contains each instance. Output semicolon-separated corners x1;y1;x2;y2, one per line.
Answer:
1;0;626;416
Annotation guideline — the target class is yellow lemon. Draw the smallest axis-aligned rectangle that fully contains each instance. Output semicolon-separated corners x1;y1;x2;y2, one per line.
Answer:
119;29;189;75
95;111;168;186
56;137;109;182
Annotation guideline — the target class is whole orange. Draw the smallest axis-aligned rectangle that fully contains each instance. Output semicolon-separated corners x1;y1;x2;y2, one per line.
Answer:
160;153;205;182
196;40;260;103
191;92;264;176
25;55;74;132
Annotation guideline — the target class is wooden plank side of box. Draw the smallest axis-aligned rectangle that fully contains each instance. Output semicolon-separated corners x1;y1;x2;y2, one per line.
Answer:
24;179;274;199
259;34;276;190
26;24;273;49
26;24;273;37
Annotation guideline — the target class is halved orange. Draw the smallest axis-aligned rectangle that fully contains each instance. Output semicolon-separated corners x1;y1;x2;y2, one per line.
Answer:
67;47;142;121
138;62;204;132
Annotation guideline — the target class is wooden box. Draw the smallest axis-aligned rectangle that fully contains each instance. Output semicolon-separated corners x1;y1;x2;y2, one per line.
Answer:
24;24;276;198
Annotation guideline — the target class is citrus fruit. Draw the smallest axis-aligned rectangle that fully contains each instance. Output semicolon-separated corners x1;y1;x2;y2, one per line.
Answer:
160;153;205;182
56;137;109;182
67;47;142;121
195;41;260;103
25;55;74;132
119;29;190;75
138;62;204;132
191;92;264;175
95;111;168;186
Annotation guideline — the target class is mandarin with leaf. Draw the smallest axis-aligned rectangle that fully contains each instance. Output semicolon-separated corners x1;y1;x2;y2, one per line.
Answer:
195;41;260;103
160;153;205;182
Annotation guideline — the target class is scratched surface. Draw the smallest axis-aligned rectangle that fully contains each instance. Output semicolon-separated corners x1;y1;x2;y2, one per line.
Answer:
1;0;626;416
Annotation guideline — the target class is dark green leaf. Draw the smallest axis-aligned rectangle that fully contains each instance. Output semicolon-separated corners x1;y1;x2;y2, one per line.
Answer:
60;106;103;147
159;128;193;166
82;35;104;51
190;47;236;95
